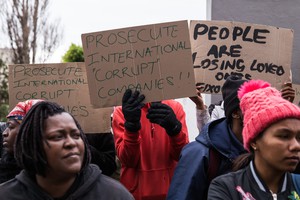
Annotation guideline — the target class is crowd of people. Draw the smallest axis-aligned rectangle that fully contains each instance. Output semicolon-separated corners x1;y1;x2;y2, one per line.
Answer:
0;75;300;200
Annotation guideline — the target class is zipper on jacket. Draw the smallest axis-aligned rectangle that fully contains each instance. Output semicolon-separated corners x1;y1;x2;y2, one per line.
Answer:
151;123;154;138
270;190;277;200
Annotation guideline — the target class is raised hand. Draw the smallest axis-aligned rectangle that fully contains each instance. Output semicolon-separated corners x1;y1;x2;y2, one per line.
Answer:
146;102;182;136
122;89;145;132
281;82;295;103
189;84;206;110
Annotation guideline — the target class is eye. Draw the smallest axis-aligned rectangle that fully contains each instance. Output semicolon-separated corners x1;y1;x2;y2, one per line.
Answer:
72;132;81;139
7;124;15;129
296;134;300;142
277;133;289;140
48;133;64;141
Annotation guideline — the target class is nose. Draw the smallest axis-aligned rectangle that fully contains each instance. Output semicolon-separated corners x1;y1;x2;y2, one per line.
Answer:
63;135;77;148
290;137;300;152
2;128;9;137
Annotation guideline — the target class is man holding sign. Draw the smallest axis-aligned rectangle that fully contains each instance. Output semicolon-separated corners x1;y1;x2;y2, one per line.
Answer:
112;89;189;200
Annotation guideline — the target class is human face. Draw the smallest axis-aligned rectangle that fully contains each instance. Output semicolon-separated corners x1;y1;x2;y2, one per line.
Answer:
254;118;300;173
43;112;85;178
2;119;20;153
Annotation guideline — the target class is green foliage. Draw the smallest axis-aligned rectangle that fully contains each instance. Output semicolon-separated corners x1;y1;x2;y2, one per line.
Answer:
0;104;9;122
62;43;84;62
0;59;9;121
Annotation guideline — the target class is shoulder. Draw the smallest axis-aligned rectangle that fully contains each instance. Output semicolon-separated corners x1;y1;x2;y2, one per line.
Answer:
210;168;246;190
208;169;247;200
0;178;26;197
93;173;134;199
82;165;134;199
181;140;207;155
178;141;209;168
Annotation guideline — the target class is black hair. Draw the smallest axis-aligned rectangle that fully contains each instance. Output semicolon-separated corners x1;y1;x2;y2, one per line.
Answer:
232;153;253;172
14;101;91;177
232;131;264;171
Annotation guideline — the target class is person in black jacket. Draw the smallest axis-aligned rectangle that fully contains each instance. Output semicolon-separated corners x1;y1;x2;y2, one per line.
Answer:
0;101;133;200
208;79;300;200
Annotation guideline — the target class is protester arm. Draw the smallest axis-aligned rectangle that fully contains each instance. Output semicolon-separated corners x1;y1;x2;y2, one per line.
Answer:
166;142;209;200
112;106;141;168
190;86;210;131
196;108;210;132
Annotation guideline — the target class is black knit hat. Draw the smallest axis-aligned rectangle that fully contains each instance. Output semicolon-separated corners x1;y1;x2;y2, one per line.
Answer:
222;75;247;119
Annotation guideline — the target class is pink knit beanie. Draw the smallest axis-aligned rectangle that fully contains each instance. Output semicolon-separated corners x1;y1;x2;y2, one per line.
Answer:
238;80;300;152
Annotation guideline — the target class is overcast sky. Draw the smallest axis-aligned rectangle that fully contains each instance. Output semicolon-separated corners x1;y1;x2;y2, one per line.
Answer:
47;0;207;62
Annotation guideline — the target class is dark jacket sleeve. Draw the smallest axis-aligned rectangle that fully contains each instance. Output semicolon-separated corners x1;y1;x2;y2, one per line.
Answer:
166;141;210;200
86;132;117;176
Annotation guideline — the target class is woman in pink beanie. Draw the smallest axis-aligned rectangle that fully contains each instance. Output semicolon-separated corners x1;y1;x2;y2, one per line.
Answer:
208;79;300;200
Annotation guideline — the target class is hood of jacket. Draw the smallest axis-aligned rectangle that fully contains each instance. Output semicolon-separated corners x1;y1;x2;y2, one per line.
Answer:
15;164;102;199
195;117;245;160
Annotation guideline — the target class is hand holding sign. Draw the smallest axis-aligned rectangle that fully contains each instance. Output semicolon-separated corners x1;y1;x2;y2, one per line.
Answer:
122;89;145;132
146;102;182;136
189;84;206;110
281;82;295;103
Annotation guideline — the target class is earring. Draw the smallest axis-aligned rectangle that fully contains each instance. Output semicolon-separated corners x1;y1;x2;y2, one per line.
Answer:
232;113;240;119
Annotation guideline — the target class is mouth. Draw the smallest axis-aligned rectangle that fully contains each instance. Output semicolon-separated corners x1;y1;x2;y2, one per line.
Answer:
63;152;80;159
2;141;8;147
285;156;300;163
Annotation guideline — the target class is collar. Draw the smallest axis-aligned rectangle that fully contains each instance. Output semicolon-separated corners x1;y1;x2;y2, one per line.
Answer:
227;123;244;153
250;161;287;193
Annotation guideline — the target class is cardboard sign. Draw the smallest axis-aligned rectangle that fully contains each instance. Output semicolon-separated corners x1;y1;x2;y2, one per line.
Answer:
210;0;300;85
190;20;294;93
8;62;113;133
81;20;195;108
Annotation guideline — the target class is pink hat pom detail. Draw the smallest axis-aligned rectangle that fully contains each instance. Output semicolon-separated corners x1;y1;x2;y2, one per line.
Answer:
238;80;271;99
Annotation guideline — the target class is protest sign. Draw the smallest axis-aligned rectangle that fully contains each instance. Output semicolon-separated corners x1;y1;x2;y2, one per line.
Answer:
81;20;195;108
211;0;300;85
8;62;113;133
190;20;293;93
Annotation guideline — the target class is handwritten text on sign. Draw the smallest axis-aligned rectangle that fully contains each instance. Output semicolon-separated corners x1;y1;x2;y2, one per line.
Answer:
81;20;195;108
190;20;293;93
8;63;113;133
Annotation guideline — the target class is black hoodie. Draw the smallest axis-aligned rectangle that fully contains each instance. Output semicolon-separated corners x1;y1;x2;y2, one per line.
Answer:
0;164;134;200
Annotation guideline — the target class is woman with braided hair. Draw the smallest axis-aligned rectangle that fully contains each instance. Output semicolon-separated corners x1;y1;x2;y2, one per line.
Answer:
0;101;133;200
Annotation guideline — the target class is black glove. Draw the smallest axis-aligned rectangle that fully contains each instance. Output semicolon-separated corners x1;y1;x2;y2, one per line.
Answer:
122;89;145;132
146;102;182;136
